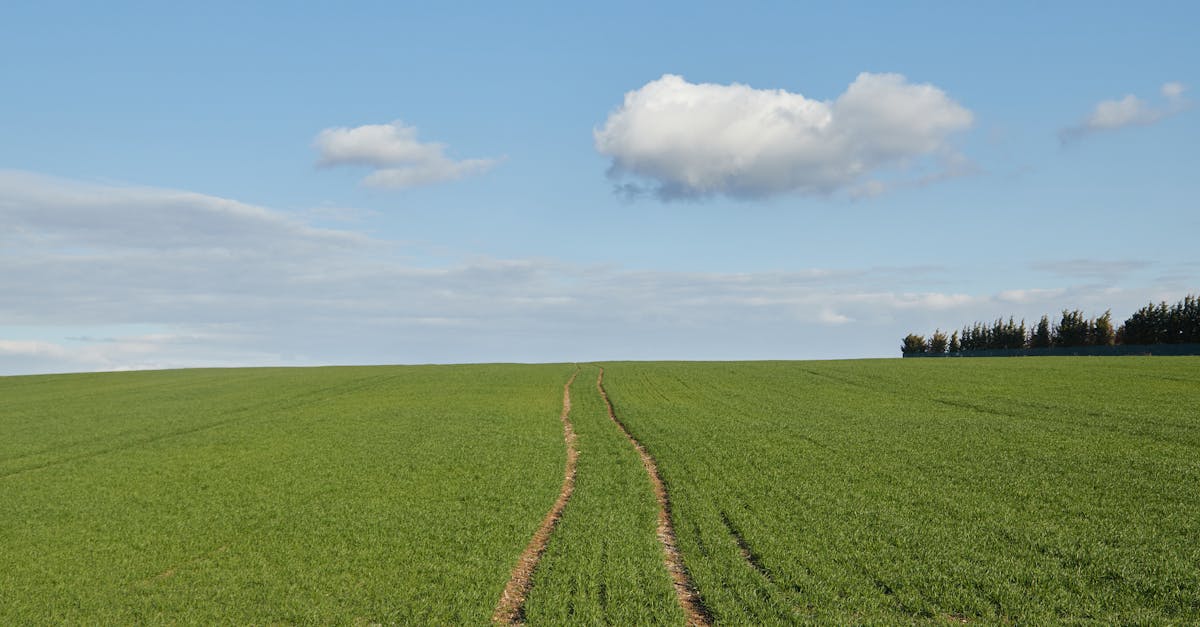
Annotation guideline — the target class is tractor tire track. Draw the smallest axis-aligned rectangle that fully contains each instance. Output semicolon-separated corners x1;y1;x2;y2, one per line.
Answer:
719;511;775;584
493;367;580;625
596;367;712;626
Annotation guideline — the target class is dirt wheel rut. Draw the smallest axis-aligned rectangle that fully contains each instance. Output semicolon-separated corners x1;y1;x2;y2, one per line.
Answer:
596;367;712;627
493;368;580;625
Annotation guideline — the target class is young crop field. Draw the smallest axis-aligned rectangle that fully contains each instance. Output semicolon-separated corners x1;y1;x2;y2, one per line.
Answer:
0;364;574;623
1;357;1198;624
602;357;1200;623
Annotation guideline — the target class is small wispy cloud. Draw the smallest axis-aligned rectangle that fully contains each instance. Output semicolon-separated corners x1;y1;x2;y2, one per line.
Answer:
1031;259;1151;283
1060;82;1190;143
314;121;500;189
996;288;1067;305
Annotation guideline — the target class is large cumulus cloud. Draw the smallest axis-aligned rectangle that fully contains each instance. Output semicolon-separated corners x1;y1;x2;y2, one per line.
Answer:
594;73;973;200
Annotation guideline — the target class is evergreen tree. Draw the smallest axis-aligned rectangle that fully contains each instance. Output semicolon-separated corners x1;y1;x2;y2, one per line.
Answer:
929;329;949;354
1121;296;1200;344
901;334;928;355
1122;302;1166;344
1053;309;1090;347
901;293;1199;356
1184;295;1200;342
1166;298;1186;343
1031;315;1052;348
998;316;1025;349
1157;301;1172;343
1092;310;1115;346
961;323;981;351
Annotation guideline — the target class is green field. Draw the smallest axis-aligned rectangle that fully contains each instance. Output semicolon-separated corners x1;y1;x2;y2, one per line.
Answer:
0;365;572;623
2;358;1198;624
602;358;1200;624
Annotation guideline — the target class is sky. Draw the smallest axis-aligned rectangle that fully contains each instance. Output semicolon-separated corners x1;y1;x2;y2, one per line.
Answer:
1;1;1197;374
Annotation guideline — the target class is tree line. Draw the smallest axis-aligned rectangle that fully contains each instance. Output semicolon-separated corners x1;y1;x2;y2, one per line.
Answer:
902;294;1200;355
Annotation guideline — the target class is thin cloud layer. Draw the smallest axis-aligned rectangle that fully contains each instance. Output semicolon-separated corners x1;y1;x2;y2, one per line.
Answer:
1031;258;1151;283
2;172;1194;375
0;170;365;251
594;73;974;200
314;121;499;188
1060;82;1189;143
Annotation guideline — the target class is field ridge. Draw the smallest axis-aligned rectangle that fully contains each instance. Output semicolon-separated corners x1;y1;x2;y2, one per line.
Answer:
596;367;712;626
493;367;580;624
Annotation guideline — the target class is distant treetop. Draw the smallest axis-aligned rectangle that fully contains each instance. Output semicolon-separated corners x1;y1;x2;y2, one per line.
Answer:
901;294;1200;356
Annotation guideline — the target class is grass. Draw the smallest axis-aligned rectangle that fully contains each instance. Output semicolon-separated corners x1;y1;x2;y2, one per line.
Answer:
0;364;574;623
601;357;1200;624
2;357;1198;624
522;364;683;624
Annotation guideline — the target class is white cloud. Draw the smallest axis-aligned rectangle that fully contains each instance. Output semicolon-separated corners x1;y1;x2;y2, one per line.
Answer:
0;340;70;359
316;122;440;167
1060;82;1190;143
1091;95;1152;129
818;309;852;325
888;292;978;310
314;121;500;188
594;73;973;200
996;288;1066;304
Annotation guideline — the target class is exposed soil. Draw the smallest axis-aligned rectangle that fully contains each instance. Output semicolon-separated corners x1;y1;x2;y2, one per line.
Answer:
596;368;712;627
492;368;579;625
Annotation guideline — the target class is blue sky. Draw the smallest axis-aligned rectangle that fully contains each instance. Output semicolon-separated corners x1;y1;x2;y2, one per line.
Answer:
1;1;1197;373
